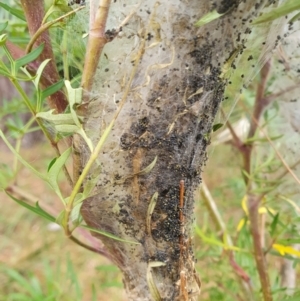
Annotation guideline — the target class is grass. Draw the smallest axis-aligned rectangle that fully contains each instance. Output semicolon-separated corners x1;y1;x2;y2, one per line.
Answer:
0;143;125;301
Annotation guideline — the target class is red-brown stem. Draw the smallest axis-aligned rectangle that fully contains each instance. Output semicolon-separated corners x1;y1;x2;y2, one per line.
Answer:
242;61;271;183
246;62;273;301
248;194;273;301
228;61;274;301
20;0;68;113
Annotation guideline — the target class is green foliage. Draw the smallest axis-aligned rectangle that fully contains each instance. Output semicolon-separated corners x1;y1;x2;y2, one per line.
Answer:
0;258;84;301
0;0;138;256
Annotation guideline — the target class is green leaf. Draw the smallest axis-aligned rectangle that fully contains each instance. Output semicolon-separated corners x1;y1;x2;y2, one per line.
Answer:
47;157;57;172
65;80;82;127
244;134;283;143
146;192;158;236
212;123;224;132
80;224;141;245
289;11;300;23
5;192;56;222
0;22;8;33
14;44;44;72
41;80;64;100
0;66;10;77
55;124;79;133
70;202;83;225
2;268;36;296
252;0;300;25
36;110;75;125
33;58;51;89
56;209;66;226
195;10;223;27
0;130;47;181
0;163;14;190
278;238;300;245
79;165;102;204
0;3;26;21
47;147;72;201
270;213;280;237
36;202;57;222
0;33;7;45
43;3;73;23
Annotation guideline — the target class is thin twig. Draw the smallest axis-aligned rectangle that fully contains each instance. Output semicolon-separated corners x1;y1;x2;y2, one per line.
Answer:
81;0;112;97
25;7;84;54
226;62;273;301
245;62;273;301
6;184;108;256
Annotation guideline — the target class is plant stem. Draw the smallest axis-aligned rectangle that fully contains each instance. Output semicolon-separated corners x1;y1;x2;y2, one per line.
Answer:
20;0;68;113
25;7;84;54
245;62;273;301
9;78;73;187
227;61;274;301
248;194;273;301
81;0;112;97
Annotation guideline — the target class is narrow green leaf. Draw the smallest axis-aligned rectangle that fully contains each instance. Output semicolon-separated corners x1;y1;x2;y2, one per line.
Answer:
65;80;82;127
55;124;79;133
138;156;157;176
289;11;300;23
33;59;51;89
70;202;83;225
2;268;35;295
147;261;166;301
14;44;44;71
195;10;223;27
56;209;66;226
278;238;300;245
115;156;157;184
0;67;10;77
245;134;283;143
0;33;7;45
0;3;26;21
0;130;47;181
47;147;71;201
5;192;56;222
35;202;57;221
43;3;73;23
80;224;140;245
147;192;158;236
0;163;14;190
0;22;8;33
36;110;75;125
47;157;57;172
212;123;224;132
252;0;300;25
270;213;280;237
41;80;64;100
76;127;94;152
80;165;102;203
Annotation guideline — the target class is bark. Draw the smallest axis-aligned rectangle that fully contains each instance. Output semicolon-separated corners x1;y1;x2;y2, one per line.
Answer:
78;1;286;300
